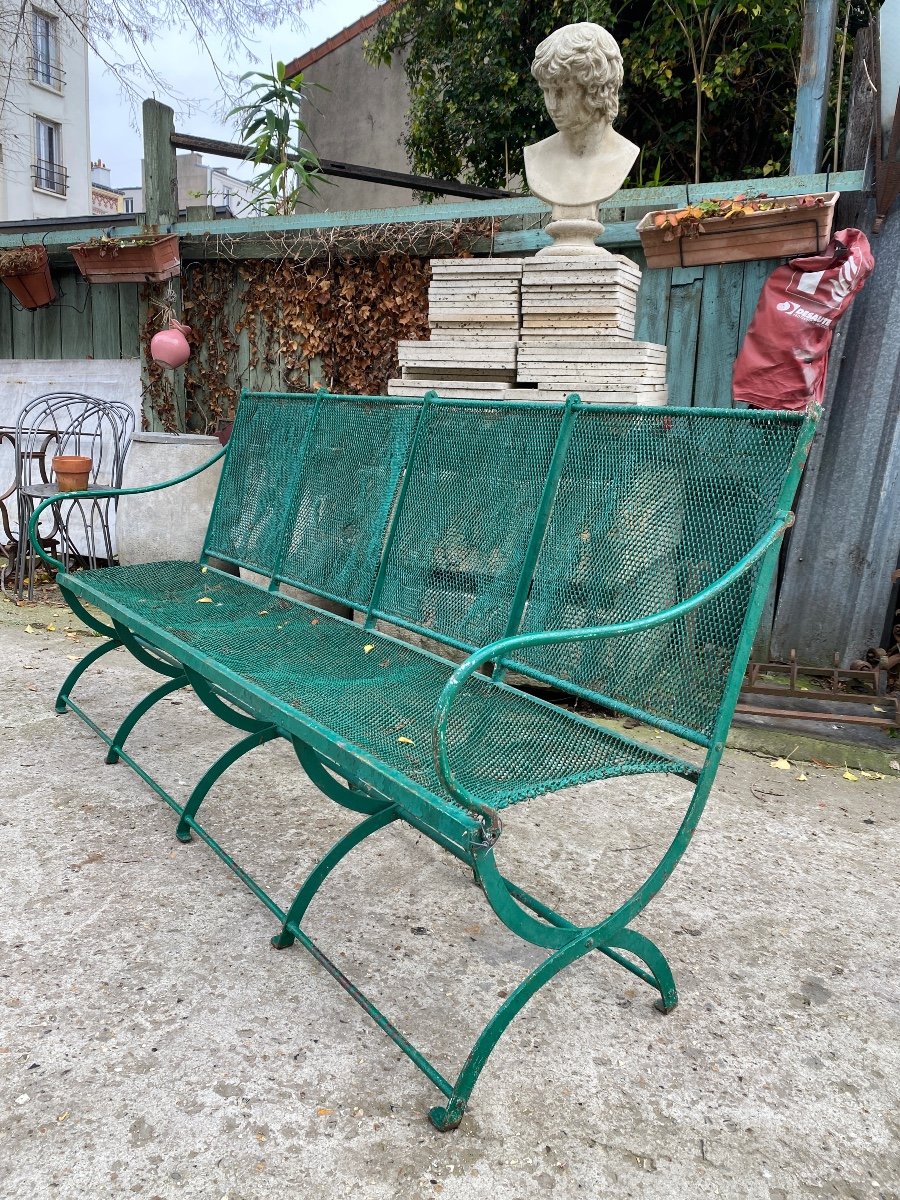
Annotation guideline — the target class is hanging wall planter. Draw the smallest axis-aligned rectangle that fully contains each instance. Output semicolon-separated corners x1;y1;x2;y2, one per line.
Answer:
637;192;838;269
0;245;57;308
69;233;180;285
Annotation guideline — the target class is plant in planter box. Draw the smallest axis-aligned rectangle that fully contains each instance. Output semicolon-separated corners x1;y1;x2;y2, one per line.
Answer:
637;192;838;268
69;233;180;285
0;245;56;308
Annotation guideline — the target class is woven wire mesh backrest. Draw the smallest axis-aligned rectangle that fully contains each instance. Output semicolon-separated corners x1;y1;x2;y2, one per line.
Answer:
374;401;565;648
510;407;806;738
277;397;422;607
204;392;319;576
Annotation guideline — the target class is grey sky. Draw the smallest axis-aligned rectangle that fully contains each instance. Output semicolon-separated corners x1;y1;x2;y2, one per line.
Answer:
89;1;376;189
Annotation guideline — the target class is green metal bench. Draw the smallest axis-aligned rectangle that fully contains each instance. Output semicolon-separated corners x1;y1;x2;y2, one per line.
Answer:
32;390;817;1130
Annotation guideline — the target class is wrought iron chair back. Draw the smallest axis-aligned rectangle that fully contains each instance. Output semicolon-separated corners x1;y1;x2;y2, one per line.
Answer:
13;392;135;597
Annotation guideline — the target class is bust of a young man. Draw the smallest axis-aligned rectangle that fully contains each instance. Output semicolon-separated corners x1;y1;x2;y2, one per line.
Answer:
524;23;639;256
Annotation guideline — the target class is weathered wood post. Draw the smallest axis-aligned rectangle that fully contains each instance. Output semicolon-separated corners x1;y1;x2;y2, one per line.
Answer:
141;98;185;432
790;0;839;174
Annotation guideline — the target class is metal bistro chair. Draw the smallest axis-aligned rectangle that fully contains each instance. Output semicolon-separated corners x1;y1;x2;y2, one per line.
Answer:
14;393;135;599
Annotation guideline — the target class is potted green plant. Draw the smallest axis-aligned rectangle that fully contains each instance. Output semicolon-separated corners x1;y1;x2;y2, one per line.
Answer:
0;245;56;308
637;191;838;268
68;233;180;285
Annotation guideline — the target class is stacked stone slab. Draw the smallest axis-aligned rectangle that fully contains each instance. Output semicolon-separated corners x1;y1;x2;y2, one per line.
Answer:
388;254;668;404
389;260;523;398
515;256;667;405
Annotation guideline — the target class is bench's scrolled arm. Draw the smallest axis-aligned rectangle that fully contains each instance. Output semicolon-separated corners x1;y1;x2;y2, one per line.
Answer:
27;446;228;572
432;512;794;835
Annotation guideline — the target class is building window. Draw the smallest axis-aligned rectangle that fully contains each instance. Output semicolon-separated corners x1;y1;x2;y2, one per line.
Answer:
33;117;67;195
123;196;134;214
29;9;64;90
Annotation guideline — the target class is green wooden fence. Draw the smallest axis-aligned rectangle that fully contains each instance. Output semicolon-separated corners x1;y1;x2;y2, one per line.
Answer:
0;252;781;411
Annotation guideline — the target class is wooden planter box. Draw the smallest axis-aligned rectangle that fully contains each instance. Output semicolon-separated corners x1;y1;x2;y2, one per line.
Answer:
637;192;838;269
69;233;180;285
0;247;56;308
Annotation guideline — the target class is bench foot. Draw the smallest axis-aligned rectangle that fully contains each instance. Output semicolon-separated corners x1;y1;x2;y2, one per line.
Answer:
428;1103;465;1132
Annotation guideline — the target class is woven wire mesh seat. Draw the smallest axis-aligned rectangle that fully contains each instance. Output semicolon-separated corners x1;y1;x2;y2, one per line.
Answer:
35;389;818;1131
64;559;692;813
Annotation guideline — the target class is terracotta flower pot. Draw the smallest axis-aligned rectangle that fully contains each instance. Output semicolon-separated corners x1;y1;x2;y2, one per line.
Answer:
52;455;93;492
0;247;56;309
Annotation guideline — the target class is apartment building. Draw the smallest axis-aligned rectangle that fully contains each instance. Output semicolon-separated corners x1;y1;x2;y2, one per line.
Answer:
0;4;91;220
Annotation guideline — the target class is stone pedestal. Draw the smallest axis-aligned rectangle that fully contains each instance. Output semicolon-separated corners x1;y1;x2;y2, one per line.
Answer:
116;433;222;566
388;253;668;405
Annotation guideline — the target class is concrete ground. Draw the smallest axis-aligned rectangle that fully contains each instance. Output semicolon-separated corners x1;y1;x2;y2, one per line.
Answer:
2;593;899;1200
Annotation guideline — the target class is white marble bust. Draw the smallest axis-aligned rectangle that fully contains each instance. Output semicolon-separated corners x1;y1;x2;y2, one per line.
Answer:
524;23;640;256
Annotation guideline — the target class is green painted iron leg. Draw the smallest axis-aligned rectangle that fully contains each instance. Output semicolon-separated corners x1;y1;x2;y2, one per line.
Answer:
271;805;398;949
55;638;120;714
429;929;599;1131
602;927;678;1014
105;675;189;764
175;726;279;842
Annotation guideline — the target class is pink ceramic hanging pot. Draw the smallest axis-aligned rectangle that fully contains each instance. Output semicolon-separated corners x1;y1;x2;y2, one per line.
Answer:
150;319;192;369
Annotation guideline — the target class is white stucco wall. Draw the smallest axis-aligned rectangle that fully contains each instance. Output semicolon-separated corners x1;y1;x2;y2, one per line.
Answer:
0;6;92;220
881;0;900;142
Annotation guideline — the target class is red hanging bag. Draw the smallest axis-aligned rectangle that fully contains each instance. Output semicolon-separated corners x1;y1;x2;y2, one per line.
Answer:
732;228;874;411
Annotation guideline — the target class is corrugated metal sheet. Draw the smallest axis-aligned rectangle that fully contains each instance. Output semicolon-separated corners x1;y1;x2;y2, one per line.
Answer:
771;198;900;664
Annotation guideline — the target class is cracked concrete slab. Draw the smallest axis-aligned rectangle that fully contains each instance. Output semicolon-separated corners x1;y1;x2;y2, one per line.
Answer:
2;610;899;1199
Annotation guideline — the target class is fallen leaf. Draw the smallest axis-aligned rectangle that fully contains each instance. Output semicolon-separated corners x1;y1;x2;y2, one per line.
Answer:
873;705;885;713
56;1111;69;1122
46;623;56;632
316;1107;332;1117
796;773;807;781
891;760;900;772
24;625;36;634
772;757;792;770
258;610;269;616
398;736;414;745
65;654;79;661
311;618;320;625
200;566;208;573
363;644;375;653
196;597;214;604
842;769;858;782
859;770;885;781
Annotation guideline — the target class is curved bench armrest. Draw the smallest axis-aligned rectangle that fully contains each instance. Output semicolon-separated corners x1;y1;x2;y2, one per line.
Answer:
432;512;794;838
27;446;228;572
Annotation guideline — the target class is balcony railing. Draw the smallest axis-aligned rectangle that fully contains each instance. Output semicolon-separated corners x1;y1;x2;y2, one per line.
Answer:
32;159;68;196
27;56;65;90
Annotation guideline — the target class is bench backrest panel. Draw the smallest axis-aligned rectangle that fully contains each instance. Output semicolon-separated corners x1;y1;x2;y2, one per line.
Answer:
204;392;318;576
277;396;421;606
371;401;565;648
206;392;810;742
510;407;806;737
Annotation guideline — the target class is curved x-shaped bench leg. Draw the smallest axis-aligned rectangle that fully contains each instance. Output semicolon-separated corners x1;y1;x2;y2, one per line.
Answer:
602;927;678;1014
105;675;189;764
429;928;598;1131
55;637;120;714
175;725;279;842
272;805;398;949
